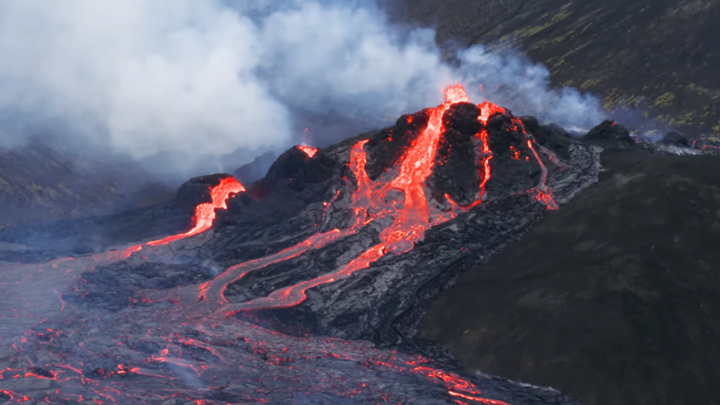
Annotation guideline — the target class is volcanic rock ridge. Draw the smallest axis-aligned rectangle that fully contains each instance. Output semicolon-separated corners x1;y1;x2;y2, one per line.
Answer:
2;85;709;404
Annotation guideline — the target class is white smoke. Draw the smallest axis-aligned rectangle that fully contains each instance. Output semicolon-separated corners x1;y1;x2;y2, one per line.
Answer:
0;0;604;178
457;47;604;132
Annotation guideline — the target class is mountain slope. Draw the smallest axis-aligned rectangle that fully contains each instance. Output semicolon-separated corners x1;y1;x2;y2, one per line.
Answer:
419;149;720;404
385;0;720;140
0;142;174;230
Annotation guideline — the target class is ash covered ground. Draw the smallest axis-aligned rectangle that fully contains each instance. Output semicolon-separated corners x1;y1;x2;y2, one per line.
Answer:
1;86;716;404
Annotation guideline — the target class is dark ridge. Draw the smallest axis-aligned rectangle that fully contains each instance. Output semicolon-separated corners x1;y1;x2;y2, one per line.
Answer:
419;150;720;405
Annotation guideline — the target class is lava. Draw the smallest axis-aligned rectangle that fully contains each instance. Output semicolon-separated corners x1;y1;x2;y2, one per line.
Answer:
146;176;246;246
297;145;318;158
91;176;246;260
514;119;559;210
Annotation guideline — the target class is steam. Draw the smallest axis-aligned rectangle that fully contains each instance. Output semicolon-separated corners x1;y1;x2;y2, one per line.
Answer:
456;47;604;133
0;0;604;178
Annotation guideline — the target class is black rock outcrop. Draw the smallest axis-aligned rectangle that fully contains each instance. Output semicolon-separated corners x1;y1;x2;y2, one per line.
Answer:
582;120;635;150
659;130;690;147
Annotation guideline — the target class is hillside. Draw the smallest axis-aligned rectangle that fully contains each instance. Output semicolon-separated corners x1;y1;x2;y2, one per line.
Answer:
419;150;720;404
0;142;174;230
385;0;720;141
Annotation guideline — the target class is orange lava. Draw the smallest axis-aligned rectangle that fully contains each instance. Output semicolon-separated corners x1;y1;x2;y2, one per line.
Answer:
147;177;246;246
297;145;318;158
97;176;245;260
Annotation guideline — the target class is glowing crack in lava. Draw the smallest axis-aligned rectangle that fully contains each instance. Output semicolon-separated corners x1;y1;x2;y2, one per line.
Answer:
297;144;318;158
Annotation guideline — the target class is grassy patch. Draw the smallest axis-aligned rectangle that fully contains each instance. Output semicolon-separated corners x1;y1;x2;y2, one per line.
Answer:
655;92;676;107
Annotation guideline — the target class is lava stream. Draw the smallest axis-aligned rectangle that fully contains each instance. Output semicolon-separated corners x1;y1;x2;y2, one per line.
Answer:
512;119;558;210
146;177;246;246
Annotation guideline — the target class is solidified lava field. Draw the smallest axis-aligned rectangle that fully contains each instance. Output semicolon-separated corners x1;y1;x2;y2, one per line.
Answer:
6;83;695;404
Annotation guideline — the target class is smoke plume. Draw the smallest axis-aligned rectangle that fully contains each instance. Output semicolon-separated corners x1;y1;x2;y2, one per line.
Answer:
0;0;604;178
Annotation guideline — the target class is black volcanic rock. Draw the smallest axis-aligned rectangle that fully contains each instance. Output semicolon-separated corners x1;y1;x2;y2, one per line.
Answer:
521;115;573;160
659;130;690;147
430;103;482;205
260;147;338;192
486;112;523;158
482;113;550;198
582;120;635;150
365;109;431;180
443;102;482;134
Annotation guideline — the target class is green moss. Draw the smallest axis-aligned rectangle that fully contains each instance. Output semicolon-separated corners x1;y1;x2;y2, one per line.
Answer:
686;83;709;95
603;89;643;110
581;78;600;90
669;111;702;126
654;92;676;107
516;22;554;38
550;29;576;45
551;58;566;70
515;9;572;38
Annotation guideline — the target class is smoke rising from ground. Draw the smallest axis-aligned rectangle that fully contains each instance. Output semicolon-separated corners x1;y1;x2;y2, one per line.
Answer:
0;0;604;178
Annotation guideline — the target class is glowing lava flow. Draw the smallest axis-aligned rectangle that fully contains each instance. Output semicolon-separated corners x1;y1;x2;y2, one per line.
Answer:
217;86;468;312
147;177;246;246
468;102;507;208
88;176;245;261
297;145;318;158
511;119;559;210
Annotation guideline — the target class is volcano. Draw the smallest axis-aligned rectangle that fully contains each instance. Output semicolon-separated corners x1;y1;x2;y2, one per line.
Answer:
0;84;634;404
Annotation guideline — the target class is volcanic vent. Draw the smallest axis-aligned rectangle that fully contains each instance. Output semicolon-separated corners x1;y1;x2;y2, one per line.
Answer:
0;85;598;404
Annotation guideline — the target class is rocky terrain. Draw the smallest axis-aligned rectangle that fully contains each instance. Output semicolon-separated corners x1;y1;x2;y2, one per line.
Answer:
384;0;720;141
420;136;720;404
0;141;174;230
1;3;718;404
0;86;604;404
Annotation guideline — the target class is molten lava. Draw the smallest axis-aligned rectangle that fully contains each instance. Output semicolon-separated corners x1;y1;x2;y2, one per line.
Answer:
147;177;246;246
297;145;318;158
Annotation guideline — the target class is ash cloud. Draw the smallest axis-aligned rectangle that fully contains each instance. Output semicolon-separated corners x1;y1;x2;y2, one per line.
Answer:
0;0;604;179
